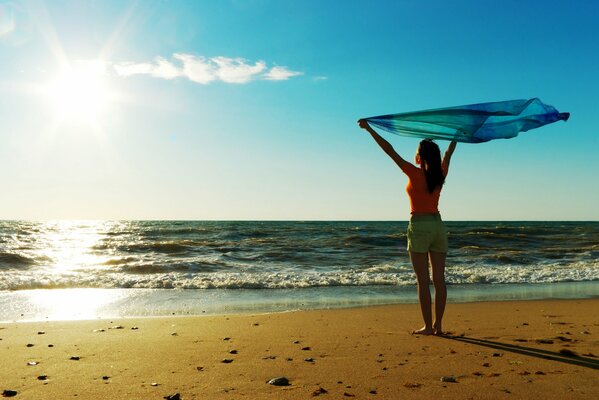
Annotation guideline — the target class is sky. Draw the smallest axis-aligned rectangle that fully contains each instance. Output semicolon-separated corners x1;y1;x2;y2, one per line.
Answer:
0;0;598;221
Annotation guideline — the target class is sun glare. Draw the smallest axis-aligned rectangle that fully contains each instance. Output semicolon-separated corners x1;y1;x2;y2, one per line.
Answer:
45;61;112;123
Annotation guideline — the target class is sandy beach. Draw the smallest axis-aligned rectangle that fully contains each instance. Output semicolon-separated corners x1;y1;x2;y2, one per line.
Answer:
1;298;598;399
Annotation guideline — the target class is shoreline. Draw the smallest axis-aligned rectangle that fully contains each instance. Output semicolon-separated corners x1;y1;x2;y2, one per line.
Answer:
2;281;599;323
1;298;599;399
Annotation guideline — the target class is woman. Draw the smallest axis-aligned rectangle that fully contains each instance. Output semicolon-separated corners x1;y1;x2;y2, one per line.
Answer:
358;119;456;335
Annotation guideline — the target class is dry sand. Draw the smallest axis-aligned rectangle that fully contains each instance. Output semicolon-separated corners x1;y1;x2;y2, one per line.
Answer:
1;298;598;399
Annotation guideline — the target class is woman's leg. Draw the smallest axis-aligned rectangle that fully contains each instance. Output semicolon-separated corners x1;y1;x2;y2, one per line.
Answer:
429;251;447;335
410;251;433;334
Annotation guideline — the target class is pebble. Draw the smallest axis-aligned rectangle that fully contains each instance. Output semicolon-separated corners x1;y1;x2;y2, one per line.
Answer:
229;350;238;354
441;376;457;383
312;387;328;396
301;346;311;351
111;326;124;330
536;339;554;344
27;362;39;366
268;376;290;386
131;327;139;330
37;331;45;335
26;344;34;347
37;375;48;381
2;390;18;397
70;356;80;361
93;329;105;333
559;349;577;357
304;357;315;362
151;383;159;387
163;394;180;400
223;337;231;341
170;332;178;336
369;389;377;394
102;376;110;380
221;359;234;363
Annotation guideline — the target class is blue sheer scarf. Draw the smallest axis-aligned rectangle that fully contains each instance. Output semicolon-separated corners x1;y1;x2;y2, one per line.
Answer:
363;98;569;143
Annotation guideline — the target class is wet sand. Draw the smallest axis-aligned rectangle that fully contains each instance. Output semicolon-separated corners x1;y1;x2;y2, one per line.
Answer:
1;298;598;399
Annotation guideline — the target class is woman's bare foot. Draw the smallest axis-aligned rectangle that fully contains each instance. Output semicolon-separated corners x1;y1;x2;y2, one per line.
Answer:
433;322;443;335
412;326;434;335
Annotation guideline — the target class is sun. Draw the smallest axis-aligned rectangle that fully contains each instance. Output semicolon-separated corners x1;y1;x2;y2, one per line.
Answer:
44;60;112;123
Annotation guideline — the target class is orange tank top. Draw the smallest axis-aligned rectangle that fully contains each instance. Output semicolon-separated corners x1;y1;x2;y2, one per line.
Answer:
401;162;447;214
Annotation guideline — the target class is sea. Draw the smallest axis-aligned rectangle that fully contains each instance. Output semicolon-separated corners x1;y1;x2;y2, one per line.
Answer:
1;220;598;321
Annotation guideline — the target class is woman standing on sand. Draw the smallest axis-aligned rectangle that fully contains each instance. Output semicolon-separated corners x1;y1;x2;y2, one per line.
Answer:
358;119;457;335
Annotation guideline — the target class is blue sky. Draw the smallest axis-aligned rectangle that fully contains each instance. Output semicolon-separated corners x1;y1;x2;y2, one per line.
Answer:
1;0;597;220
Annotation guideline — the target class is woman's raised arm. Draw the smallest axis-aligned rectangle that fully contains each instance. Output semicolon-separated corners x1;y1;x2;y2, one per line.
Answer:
358;119;408;170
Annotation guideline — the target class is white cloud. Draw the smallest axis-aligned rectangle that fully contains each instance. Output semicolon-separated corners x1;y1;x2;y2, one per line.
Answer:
264;66;303;81
174;54;215;84
112;53;303;84
213;56;266;83
113;62;153;77
152;57;181;79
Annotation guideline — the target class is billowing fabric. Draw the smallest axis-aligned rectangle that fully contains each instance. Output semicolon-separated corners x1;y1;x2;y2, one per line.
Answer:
364;98;569;143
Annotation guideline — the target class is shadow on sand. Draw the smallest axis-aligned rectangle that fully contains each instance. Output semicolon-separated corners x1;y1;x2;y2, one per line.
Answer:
441;334;599;370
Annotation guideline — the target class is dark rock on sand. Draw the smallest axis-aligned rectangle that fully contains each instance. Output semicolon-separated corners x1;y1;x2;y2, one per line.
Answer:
26;344;34;347
70;356;80;360
221;359;234;363
312;387;328;396
301;346;311;351
229;350;238;354
163;394;180;400
2;390;18;397
304;357;315;362
268;376;290;386
37;375;47;381
535;339;554;344
559;349;578;357
440;376;457;383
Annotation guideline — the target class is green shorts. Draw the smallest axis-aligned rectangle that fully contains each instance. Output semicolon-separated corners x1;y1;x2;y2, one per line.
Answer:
407;213;448;253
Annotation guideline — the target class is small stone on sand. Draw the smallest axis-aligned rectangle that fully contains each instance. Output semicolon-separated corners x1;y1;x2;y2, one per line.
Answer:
26;344;34;347
70;356;80;360
268;376;290;386
221;359;234;363
151;383;159;386
403;382;422;389
37;375;48;381
304;357;315;362
2;390;18;397
312;387;328;396
229;350;238;354
441;376;457;383
163;394;180;400
559;349;577;357
27;361;38;366
37;331;45;335
102;376;109;380
301;346;311;351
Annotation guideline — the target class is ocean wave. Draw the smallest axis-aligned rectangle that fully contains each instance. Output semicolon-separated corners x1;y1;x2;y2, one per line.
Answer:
0;252;37;268
1;261;598;291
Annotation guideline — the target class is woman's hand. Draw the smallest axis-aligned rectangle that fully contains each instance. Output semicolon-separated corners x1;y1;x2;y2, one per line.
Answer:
358;119;370;130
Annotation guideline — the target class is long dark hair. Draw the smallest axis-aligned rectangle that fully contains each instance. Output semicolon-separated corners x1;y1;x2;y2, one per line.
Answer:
418;139;445;193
